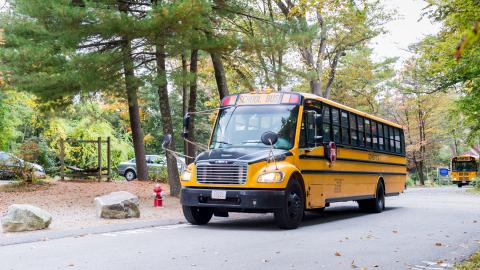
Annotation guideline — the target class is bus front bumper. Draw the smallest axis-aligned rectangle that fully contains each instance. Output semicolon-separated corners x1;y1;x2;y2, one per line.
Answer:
180;187;286;210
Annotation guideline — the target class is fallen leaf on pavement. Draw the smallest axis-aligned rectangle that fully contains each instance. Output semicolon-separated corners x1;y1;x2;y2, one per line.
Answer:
435;242;443;246
335;251;342;256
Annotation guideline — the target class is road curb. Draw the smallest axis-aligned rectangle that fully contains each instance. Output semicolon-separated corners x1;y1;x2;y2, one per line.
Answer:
0;218;184;247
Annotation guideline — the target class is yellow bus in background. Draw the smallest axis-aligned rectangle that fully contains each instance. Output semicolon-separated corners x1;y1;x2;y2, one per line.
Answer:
451;156;479;187
180;91;407;229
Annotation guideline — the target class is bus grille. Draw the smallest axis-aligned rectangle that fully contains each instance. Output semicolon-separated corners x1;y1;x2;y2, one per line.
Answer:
196;162;248;184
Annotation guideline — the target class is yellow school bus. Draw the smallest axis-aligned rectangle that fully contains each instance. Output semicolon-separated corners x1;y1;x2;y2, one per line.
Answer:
451;155;478;187
180;91;406;229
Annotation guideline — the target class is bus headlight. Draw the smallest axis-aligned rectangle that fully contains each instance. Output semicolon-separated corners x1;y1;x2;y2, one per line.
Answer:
181;170;192;181
257;172;284;183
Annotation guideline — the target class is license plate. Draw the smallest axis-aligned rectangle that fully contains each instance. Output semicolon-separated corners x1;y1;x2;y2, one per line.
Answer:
211;190;227;200
462;181;467;184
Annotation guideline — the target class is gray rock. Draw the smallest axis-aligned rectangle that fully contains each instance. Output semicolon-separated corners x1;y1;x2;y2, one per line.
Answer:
95;191;140;219
1;204;52;232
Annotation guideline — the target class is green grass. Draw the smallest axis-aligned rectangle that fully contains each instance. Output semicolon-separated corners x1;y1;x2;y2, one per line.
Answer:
456;251;480;270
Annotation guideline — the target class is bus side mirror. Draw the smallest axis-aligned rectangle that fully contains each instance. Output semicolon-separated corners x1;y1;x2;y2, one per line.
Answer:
261;131;278;146
182;114;190;139
162;134;172;149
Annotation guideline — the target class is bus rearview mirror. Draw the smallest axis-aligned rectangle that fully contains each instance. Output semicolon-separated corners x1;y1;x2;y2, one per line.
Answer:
183;114;191;139
162;134;172;149
261;131;278;146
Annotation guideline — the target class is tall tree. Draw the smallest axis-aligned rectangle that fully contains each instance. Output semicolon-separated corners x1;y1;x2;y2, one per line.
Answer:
274;0;392;97
0;0;150;179
118;1;148;180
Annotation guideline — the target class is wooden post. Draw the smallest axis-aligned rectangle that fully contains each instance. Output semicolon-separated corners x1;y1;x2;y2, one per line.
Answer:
60;138;65;181
107;137;111;182
97;137;102;182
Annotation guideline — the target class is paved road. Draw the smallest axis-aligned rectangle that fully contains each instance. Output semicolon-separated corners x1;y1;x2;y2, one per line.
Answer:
2;187;480;270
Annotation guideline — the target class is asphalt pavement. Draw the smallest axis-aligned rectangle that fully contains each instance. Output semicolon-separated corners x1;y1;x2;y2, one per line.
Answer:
1;186;480;270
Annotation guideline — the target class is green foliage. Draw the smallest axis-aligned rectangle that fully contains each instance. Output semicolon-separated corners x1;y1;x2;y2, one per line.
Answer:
37;100;134;171
0;90;36;151
419;0;480;142
17;137;57;174
456;249;480;270
406;176;415;187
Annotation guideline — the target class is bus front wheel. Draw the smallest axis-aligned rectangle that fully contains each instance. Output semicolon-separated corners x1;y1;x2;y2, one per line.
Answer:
358;182;385;213
182;206;213;225
274;179;304;230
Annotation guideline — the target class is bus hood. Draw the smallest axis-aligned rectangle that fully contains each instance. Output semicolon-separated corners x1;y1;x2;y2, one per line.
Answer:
196;148;291;164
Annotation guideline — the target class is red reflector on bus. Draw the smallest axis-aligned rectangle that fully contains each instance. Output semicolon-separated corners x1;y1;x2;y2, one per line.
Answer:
221;95;237;106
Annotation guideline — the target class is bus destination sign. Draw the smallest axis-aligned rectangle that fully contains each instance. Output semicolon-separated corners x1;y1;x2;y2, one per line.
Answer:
237;93;283;105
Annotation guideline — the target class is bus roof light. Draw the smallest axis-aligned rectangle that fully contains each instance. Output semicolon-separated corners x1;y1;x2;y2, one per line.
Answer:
289;94;300;104
221;95;237;107
281;93;300;104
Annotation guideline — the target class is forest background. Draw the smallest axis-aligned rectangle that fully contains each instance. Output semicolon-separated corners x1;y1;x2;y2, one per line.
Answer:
0;0;479;195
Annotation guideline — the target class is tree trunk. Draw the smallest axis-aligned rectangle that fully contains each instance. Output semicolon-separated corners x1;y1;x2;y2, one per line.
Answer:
416;160;426;186
186;49;198;164
210;52;229;99
155;43;181;196
118;2;147;181
181;51;189;163
310;79;322;97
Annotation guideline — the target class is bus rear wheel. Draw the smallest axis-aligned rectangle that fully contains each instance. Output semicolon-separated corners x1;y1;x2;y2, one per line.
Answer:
358;182;385;213
274;179;304;230
182;206;214;225
457;183;463;188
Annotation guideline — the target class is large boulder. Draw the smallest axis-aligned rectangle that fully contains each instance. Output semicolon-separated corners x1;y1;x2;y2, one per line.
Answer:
95;191;140;219
1;204;52;232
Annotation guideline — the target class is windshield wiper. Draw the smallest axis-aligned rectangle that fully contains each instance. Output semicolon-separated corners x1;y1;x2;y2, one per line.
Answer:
241;140;262;144
211;140;232;146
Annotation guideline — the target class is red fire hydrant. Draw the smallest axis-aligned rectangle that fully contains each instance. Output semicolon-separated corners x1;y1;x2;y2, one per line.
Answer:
153;184;166;207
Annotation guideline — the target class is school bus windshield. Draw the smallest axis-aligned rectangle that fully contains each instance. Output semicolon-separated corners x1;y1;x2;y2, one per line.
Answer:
452;161;477;172
210;105;299;150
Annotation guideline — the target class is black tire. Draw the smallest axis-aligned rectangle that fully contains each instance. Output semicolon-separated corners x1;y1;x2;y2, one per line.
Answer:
274;179;305;229
358;181;385;213
457;183;462;188
182;206;214;225
124;170;136;181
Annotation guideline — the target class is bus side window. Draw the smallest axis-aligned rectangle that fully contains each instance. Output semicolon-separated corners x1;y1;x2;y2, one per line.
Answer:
350;113;358;146
300;101;322;148
378;123;385;150
341;110;349;145
357;116;365;147
389;126;395;152
384;125;390;152
400;129;405;154
365;118;372;148
305;110;316;147
372;121;378;149
394;128;401;153
332;108;340;143
322;106;331;142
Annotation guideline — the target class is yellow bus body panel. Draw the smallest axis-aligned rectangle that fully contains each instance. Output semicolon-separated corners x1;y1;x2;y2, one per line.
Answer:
181;92;407;209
